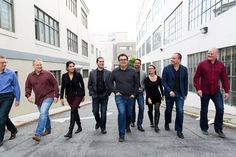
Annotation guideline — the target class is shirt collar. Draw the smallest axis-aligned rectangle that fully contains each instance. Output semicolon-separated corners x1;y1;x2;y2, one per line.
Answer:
33;69;45;75
208;59;218;64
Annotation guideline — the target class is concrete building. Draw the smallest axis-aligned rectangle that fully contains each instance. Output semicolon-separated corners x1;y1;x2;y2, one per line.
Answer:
0;0;101;117
136;0;236;106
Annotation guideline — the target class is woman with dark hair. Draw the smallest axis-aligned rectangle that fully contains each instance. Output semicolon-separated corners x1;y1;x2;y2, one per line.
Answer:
144;65;163;132
60;61;85;138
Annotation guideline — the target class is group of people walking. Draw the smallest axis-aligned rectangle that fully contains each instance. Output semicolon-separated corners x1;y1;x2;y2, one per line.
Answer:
0;47;229;146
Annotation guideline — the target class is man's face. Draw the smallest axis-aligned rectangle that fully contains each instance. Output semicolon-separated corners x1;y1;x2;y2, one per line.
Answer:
97;58;104;69
134;60;141;70
33;60;43;73
0;58;7;71
171;54;180;65
207;49;218;62
119;56;128;67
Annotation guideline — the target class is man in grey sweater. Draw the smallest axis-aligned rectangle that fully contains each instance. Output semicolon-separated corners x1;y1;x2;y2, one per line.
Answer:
110;53;139;142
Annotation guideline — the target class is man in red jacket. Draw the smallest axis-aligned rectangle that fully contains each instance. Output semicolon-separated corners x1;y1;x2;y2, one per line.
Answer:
194;48;229;138
25;59;59;142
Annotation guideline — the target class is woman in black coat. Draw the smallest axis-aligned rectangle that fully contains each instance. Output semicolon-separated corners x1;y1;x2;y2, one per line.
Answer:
60;61;85;138
144;65;163;132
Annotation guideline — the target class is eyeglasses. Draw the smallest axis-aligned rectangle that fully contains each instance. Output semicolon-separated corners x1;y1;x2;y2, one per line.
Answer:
119;59;127;61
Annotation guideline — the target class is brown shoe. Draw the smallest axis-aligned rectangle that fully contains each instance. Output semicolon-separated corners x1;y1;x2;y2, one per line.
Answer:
32;135;41;142
42;130;51;136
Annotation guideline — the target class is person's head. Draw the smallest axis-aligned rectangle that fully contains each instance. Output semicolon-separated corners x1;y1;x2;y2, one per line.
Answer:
33;59;43;73
134;58;141;70
0;56;7;72
171;52;182;66
66;61;75;73
96;57;104;69
207;48;218;62
118;53;128;68
148;64;156;75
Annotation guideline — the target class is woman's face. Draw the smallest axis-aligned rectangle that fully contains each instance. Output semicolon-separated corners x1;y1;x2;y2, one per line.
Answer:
148;66;155;75
67;63;75;73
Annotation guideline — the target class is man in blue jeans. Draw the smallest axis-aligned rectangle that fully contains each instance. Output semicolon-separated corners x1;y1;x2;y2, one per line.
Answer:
25;59;59;142
110;53;139;142
88;57;111;134
162;53;188;139
0;56;20;147
131;59;146;132
194;48;229;138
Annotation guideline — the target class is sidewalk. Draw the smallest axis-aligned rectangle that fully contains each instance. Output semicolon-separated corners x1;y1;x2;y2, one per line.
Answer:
11;93;236;129
11;101;91;127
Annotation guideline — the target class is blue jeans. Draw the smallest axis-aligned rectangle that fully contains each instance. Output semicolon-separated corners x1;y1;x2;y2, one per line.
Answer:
0;92;17;142
92;96;108;130
131;92;144;127
200;90;224;132
115;95;134;138
165;93;184;132
35;97;53;136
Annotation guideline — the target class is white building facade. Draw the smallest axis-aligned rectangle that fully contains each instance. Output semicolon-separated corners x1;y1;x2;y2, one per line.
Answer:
136;0;236;106
0;0;101;117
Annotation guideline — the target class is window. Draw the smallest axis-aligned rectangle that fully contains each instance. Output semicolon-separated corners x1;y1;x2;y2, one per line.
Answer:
82;69;89;78
81;8;87;28
119;46;133;51
35;6;60;47
152;60;162;76
96;48;98;57
152;0;162;22
188;0;236;31
82;40;88;56
146;36;151;54
142;43;145;56
152;26;162;51
163;58;171;67
67;29;78;53
91;44;94;54
164;3;182;45
50;70;61;85
66;0;77;16
0;0;14;31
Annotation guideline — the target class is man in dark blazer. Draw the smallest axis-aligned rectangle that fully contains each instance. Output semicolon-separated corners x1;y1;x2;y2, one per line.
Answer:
88;57;111;134
162;52;188;139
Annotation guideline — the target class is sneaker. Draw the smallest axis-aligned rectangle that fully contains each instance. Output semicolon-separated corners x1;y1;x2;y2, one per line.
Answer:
216;130;225;138
137;126;145;132
32;135;41;142
101;130;107;134
201;130;209;135
126;128;131;133
42;130;51;136
130;122;135;127
177;131;184;139
119;137;125;142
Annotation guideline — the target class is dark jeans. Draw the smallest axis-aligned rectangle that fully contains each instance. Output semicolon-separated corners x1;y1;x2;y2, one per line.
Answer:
131;92;144;127
0;93;17;142
200;90;224;132
115;95;134;138
92;96;108;131
165;93;184;132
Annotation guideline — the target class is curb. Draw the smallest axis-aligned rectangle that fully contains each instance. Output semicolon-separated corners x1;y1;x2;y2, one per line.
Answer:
13;101;91;128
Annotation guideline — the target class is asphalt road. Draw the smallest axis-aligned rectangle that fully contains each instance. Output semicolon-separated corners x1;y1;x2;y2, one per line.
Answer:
1;97;236;157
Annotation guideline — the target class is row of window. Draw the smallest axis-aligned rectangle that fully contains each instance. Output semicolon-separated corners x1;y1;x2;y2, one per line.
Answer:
137;0;236;50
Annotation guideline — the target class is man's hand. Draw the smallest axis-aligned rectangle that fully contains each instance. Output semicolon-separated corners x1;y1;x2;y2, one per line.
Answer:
27;96;34;104
130;95;135;98
116;92;122;96
15;101;20;107
54;97;58;103
197;90;203;97
224;93;229;100
169;91;175;97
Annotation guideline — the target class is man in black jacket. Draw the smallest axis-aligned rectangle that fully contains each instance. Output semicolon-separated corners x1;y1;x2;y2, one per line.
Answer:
88;57;111;134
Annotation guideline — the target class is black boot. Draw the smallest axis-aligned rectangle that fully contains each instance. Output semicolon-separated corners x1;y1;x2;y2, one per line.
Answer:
74;109;82;134
64;111;75;138
148;110;154;127
154;103;160;132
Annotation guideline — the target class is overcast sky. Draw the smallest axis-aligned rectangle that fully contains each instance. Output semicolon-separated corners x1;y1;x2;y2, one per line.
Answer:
85;0;139;41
